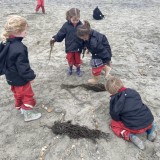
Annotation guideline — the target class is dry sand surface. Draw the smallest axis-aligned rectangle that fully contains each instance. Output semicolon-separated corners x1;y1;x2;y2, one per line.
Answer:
0;0;160;160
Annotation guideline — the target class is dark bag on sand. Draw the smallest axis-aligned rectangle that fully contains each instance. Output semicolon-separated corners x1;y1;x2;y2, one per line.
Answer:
0;41;10;75
93;6;105;20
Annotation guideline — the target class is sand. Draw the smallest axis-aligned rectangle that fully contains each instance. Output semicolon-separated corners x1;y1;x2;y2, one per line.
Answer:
0;0;160;160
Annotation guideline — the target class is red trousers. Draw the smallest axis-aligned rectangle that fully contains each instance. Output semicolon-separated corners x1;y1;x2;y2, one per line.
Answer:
92;65;105;76
110;120;152;141
11;82;36;110
36;0;45;13
66;52;82;67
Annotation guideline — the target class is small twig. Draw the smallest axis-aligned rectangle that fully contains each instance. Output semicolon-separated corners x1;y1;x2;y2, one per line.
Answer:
49;45;53;60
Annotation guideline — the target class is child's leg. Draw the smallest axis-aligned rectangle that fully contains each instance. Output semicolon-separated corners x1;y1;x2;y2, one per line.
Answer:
66;53;74;75
74;53;82;76
41;6;45;13
146;123;157;142
110;120;145;150
11;83;41;122
103;61;112;79
20;82;41;122
40;0;45;13
88;65;104;84
110;120;131;140
41;0;44;6
103;65;111;79
35;0;42;12
20;82;36;110
11;86;23;110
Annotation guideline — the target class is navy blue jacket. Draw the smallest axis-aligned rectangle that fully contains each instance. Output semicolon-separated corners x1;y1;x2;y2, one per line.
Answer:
85;30;112;62
110;88;154;130
5;37;36;86
53;21;84;53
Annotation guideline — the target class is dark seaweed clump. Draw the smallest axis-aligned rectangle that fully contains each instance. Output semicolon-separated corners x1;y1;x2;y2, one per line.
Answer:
61;83;106;92
51;121;110;143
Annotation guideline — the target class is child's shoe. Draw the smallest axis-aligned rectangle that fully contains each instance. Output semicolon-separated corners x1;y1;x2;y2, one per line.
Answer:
88;75;100;85
147;123;157;142
67;66;72;76
130;134;145;150
21;109;41;122
76;67;83;77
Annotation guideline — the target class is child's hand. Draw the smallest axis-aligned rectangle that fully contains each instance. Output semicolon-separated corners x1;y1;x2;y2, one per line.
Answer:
85;49;89;54
50;38;55;46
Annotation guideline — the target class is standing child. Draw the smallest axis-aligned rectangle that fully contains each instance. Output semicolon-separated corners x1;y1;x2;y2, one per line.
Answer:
50;8;84;76
77;21;112;84
1;15;41;122
105;76;156;150
35;0;45;14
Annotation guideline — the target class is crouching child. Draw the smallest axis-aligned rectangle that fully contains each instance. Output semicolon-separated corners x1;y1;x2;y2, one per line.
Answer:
105;76;156;150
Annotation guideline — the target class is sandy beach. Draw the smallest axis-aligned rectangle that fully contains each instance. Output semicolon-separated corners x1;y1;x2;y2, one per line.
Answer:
0;0;160;159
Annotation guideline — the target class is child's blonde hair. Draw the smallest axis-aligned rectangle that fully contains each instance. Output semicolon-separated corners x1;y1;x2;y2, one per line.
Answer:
105;75;124;95
1;15;27;42
66;8;80;21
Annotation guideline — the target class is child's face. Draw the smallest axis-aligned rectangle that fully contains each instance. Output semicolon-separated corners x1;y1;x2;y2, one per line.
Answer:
14;25;28;38
70;16;80;25
79;35;89;41
20;25;28;37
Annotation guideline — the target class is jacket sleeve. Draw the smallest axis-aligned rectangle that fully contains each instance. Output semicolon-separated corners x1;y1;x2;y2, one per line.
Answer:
102;36;112;58
110;93;125;121
16;52;36;81
53;24;66;42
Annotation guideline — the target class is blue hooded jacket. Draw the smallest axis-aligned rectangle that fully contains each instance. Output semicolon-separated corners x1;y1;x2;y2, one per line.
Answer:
110;88;154;130
5;37;36;86
53;21;84;53
85;30;112;62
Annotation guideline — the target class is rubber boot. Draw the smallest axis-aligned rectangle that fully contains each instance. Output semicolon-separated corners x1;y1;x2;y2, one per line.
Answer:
88;75;100;85
146;123;157;142
67;66;73;76
130;134;145;150
21;109;41;122
76;67;83;77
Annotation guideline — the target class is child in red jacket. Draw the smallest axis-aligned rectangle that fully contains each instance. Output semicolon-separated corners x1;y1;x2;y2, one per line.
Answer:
35;0;45;14
105;76;156;150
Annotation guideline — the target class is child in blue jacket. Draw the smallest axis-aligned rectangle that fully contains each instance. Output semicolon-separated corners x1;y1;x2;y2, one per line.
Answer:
1;15;41;122
105;75;156;150
77;20;112;84
50;8;84;76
